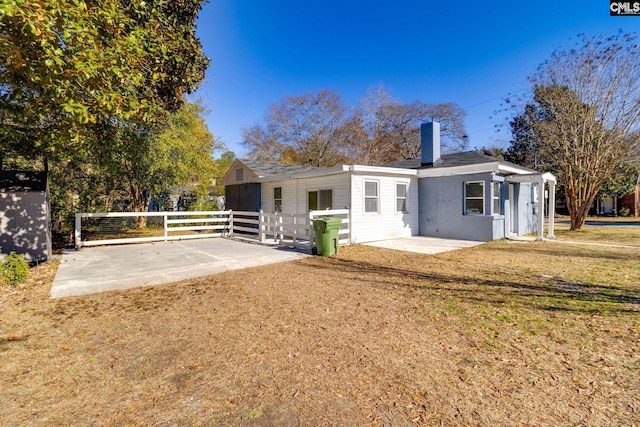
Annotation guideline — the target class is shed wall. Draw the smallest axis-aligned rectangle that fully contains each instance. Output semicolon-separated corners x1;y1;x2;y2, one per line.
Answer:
0;191;51;262
225;183;262;212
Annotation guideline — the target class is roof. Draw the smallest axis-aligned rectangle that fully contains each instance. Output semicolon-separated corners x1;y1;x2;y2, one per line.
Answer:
381;150;535;171
239;159;321;178
0;171;48;192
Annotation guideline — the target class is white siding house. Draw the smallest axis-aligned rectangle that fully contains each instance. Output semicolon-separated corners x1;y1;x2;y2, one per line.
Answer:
257;166;418;243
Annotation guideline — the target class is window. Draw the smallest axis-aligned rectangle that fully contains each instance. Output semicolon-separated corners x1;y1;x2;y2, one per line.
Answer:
464;181;484;215
235;168;244;182
308;189;332;210
274;187;282;212
493;182;501;215
364;180;379;213
396;182;408;212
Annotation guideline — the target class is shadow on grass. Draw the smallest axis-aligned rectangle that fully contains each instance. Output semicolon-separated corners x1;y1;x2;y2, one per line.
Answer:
302;256;640;315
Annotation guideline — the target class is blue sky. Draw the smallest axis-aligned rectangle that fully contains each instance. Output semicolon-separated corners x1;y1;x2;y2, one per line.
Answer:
192;1;638;158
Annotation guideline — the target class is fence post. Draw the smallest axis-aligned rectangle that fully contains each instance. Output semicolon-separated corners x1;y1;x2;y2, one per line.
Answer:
163;214;168;241
228;210;234;237
259;210;265;243
308;211;314;251
74;213;82;250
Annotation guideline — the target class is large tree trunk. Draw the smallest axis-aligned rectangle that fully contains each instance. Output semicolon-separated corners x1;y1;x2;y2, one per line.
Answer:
566;182;598;231
129;183;149;228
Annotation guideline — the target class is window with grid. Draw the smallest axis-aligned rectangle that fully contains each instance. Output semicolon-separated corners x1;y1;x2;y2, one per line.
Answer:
493;182;501;215
464;181;484;215
274;187;282;212
396;182;408;212
365;180;379;213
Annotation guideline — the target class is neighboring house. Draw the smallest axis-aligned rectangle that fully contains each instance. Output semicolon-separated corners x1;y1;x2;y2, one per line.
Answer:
0;171;51;262
223;122;556;242
595;173;640;217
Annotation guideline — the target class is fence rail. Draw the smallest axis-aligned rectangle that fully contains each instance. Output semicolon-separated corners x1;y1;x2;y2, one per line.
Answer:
75;209;350;251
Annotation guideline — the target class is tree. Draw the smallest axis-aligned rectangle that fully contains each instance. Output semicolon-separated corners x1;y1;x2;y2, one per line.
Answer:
598;163;640;200
242;89;348;167
97;101;221;224
0;0;209;159
243;86;469;167
342;85;468;165
508;33;640;230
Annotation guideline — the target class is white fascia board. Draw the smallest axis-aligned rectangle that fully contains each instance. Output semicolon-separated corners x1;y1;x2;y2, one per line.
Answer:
348;165;418;176
505;171;557;184
496;164;537;175
417;161;536;178
541;172;557;183
416;162;500;178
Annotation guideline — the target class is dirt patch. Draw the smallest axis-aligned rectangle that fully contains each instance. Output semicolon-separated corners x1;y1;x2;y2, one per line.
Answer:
1;241;639;425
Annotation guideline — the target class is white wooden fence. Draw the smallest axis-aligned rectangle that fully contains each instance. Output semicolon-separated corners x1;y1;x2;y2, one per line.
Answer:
75;209;350;250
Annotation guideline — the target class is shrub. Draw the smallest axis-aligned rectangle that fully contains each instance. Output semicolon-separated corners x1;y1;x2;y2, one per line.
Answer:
1;252;29;286
619;207;631;217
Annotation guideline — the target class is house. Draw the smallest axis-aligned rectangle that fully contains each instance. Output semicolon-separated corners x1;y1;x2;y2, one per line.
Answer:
223;122;556;243
595;172;640;217
0;171;52;262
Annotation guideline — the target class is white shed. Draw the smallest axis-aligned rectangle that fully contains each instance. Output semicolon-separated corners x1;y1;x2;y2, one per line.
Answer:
0;171;51;263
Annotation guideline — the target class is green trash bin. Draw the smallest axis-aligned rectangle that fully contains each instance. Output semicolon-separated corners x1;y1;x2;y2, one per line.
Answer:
312;218;328;255
313;217;342;256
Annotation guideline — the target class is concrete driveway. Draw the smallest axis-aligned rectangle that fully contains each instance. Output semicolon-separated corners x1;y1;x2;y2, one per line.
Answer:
51;238;307;298
364;236;483;254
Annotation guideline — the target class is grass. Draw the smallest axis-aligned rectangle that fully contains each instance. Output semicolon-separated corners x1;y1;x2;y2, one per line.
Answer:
0;227;638;425
553;221;640;246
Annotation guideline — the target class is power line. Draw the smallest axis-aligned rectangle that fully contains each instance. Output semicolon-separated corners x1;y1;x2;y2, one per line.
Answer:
461;89;528;110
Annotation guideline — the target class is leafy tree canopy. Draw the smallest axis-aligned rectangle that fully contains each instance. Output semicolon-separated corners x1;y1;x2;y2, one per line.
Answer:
0;0;209;157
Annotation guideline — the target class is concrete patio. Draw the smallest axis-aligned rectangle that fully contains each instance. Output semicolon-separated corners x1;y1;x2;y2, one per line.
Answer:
51;238;307;298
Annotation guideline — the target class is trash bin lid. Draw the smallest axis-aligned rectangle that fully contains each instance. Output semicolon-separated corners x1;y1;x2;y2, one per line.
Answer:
312;218;328;231
323;217;342;229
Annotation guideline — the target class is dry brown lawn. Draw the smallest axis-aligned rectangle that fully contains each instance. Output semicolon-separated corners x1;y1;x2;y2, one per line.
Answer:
1;230;639;426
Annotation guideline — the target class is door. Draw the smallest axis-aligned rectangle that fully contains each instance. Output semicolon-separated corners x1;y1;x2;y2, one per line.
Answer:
509;183;518;234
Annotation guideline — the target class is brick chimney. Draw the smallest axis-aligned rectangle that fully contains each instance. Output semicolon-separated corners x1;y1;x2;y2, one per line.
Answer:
421;122;441;166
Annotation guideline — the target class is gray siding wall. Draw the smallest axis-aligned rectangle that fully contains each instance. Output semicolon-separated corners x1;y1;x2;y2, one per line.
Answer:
419;174;541;241
419;173;505;241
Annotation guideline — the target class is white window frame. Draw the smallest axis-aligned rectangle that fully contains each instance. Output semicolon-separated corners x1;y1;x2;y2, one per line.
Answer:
308;189;333;211
492;181;501;215
364;179;380;214
274;187;282;212
396;181;409;213
464;181;484;215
